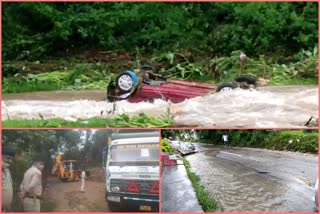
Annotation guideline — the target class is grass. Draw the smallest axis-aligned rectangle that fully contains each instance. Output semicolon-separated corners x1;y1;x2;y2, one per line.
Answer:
269;77;318;86
2;113;174;128
3;80;62;93
181;157;218;212
2;62;115;94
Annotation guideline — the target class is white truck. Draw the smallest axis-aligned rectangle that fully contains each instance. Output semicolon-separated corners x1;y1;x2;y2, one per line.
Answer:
104;130;159;211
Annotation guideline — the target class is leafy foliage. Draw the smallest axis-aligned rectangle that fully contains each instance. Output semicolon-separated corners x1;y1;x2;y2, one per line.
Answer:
161;138;172;154
2;113;174;128
2;63;115;93
196;130;318;153
2;2;318;60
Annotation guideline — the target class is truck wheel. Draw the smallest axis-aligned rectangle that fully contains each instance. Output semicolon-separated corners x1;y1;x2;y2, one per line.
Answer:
234;75;256;85
216;83;236;92
140;65;158;73
116;72;134;93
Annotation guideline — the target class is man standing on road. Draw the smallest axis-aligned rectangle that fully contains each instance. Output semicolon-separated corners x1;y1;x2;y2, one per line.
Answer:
81;169;86;193
2;147;16;212
19;159;44;212
222;133;229;147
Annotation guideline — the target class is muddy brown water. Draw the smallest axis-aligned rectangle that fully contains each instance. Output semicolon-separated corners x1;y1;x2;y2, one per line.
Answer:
186;145;317;212
2;86;318;127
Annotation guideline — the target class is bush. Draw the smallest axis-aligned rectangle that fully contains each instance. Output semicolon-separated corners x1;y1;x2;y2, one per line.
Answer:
198;130;318;154
2;2;318;60
273;131;318;153
161;138;172;154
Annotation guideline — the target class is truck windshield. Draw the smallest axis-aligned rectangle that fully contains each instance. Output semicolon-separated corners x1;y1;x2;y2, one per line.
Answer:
110;143;158;162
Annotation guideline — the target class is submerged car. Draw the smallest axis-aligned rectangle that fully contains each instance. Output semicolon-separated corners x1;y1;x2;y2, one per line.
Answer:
107;65;257;103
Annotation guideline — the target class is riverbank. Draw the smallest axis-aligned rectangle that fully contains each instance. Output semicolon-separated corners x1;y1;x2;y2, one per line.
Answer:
2;113;173;128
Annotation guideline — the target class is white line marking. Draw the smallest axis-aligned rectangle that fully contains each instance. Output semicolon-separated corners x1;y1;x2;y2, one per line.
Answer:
220;151;242;157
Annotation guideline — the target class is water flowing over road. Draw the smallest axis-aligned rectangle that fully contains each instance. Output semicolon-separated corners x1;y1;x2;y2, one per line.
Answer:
2;86;317;127
185;143;318;212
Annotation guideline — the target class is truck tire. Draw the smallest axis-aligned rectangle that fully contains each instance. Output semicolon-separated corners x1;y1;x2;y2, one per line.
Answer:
234;75;256;85
216;83;236;92
116;71;139;93
140;65;158;73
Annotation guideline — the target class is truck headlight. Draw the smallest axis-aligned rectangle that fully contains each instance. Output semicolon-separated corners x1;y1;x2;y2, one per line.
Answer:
111;186;120;192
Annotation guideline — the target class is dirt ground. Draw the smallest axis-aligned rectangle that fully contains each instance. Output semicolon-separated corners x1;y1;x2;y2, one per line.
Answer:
44;168;110;212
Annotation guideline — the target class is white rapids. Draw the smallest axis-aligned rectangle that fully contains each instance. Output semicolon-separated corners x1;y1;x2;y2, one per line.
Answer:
2;86;318;127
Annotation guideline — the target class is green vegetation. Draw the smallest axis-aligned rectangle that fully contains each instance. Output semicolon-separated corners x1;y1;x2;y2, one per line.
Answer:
3;2;317;60
2;2;318;94
196;130;318;153
271;130;318;153
2;63;115;93
157;49;318;84
161;138;172;154
181;157;218;212
2;113;174;128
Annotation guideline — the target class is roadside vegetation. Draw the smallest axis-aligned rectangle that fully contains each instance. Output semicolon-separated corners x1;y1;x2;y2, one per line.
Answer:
2;2;318;94
181;157;219;212
161;138;173;154
197;130;318;154
3;113;174;128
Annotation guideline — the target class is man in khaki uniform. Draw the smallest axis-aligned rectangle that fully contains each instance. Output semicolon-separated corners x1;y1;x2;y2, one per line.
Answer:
19;159;44;212
2;147;16;212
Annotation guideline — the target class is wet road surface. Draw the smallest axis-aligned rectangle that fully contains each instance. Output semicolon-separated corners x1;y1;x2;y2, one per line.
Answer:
161;163;203;212
2;86;318;127
185;143;318;212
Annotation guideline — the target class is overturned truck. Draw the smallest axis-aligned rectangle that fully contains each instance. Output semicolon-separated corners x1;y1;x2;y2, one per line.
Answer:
107;65;257;103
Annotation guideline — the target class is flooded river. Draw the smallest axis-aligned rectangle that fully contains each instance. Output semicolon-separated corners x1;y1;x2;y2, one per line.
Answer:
186;144;318;212
2;86;318;127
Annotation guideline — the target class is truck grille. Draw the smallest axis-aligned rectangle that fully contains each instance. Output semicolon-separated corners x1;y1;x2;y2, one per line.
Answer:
110;179;157;194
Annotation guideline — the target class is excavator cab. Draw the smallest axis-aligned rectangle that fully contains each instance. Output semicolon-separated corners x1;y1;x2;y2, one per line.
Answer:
52;153;81;182
60;160;81;182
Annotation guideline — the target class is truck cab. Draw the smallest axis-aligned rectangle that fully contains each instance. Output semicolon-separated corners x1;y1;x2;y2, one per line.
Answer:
104;130;159;211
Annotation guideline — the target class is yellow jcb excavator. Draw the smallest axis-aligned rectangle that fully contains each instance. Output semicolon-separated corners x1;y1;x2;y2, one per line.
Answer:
52;153;81;182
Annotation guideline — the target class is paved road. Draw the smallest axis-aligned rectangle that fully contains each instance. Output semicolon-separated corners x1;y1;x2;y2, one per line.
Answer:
185;143;318;212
